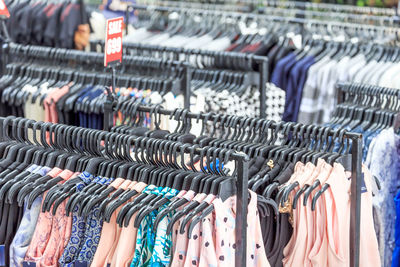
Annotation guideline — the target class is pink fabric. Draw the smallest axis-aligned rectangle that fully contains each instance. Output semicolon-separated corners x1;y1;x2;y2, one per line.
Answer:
171;193;207;267
104;180;134;265
44;84;71;123
308;160;332;266
183;194;216;267
212;190;270;267
91;178;129;267
25;170;75;266
302;161;324;267
359;166;380;267
172;190;196;251
111;182;148;267
198;212;217;267
325;163;351;266
282;162;311;266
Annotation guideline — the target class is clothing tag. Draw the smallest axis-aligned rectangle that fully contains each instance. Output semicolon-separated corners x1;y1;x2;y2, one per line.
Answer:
22;262;36;267
75;261;89;267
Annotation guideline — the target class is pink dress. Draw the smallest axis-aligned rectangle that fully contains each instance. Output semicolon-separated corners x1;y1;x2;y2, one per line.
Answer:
183;194;216;267
212;190;270;267
91;178;130;267
109;182;148;267
170;193;207;267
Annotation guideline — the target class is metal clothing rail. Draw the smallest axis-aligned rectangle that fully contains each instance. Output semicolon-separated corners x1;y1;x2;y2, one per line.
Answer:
2;42;192;110
90;41;269;118
256;6;397;25
260;0;396;15
136;0;254;12
0;116;250;267
131;3;400;33
337;82;400;101
117;102;363;267
136;0;396;24
162;0;395;15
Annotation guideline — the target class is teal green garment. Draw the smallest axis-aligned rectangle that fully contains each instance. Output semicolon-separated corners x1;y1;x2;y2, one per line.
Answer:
130;185;159;267
149;188;179;266
131;187;179;267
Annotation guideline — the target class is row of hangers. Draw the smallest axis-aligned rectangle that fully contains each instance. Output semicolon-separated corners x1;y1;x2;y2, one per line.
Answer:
136;0;396;15
0;114;356;239
114;101;353;167
332;82;400;132
0;116;249;242
131;3;400;42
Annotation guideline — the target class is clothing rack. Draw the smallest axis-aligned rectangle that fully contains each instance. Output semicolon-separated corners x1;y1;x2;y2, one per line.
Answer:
162;0;396;15
116;102;364;267
136;0;396;25
131;3;400;33
259;0;396;15
255;6;397;25
2;42;192;110
136;0;255;12
90;40;269;118
336;82;400;103
0;116;250;267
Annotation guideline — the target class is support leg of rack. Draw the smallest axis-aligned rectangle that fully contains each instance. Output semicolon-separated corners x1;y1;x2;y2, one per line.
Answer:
350;136;362;267
235;156;249;267
183;65;191;110
254;56;268;118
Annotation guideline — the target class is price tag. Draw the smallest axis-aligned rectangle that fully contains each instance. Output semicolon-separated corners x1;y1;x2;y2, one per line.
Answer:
104;17;123;67
0;0;9;18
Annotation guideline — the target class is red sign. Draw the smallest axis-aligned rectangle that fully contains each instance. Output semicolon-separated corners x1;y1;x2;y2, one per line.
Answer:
0;0;10;18
104;17;123;67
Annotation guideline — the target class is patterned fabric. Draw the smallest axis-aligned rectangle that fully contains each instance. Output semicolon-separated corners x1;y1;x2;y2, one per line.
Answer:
24;168;65;264
365;128;400;267
131;185;161;267
149;188;179;266
9;195;43;267
76;177;114;264
194;83;285;122
8;165;51;266
59;172;95;266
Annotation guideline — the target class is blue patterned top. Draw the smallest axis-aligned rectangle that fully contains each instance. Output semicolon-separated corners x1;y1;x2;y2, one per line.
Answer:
59;172;95;266
365;128;400;267
76;177;113;264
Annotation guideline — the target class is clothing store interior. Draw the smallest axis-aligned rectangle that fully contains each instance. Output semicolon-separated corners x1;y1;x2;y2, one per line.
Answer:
0;0;399;266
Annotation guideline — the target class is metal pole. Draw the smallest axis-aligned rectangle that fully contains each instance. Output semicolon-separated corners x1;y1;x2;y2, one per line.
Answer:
1;20;10;41
183;65;191;110
350;136;362;267
254;56;268;118
104;67;116;131
235;156;249;267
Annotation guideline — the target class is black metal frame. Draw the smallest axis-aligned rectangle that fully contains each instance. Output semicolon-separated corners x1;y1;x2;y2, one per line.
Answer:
91;40;270;118
129;3;400;33
337;82;400;103
0;116;250;267
121;103;363;267
2;43;192;129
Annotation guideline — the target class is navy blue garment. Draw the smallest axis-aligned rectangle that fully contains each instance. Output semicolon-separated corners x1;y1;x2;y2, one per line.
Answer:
76;87;104;128
283;55;314;122
281;55;299;92
270;53;296;90
392;190;400;267
293;57;315;122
